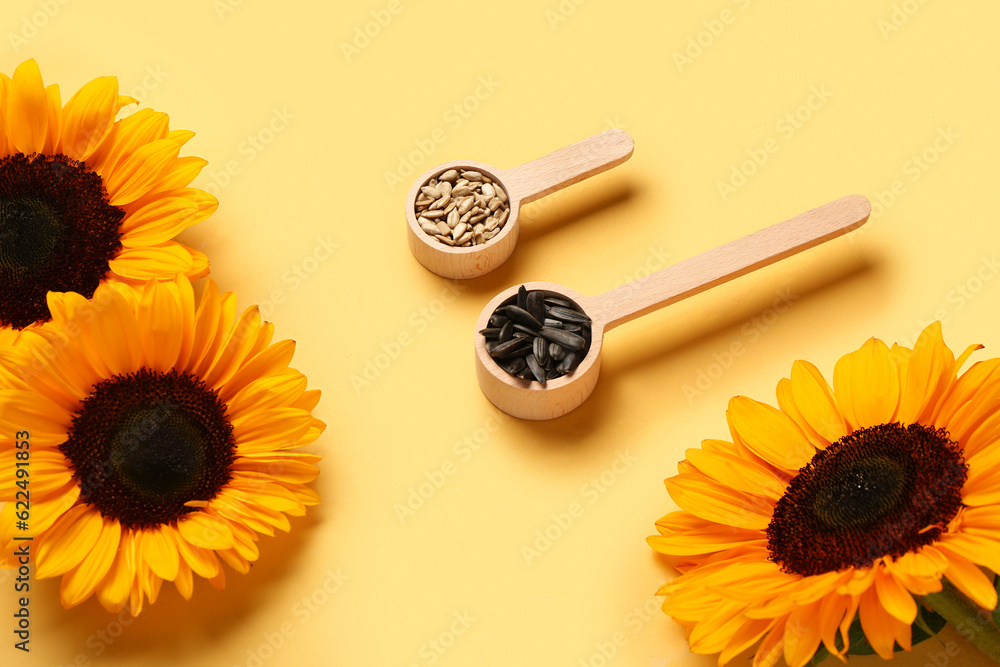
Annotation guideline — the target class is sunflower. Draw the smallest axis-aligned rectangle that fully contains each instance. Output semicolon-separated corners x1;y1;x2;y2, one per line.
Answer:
0;59;216;337
648;322;1000;666
0;276;323;616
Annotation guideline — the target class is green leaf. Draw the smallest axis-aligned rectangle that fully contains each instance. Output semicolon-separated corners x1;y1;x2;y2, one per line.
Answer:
844;615;876;655
803;645;830;667
912;605;948;646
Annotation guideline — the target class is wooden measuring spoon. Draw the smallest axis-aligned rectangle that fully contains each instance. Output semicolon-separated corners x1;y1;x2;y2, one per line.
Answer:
474;194;872;420
406;129;634;279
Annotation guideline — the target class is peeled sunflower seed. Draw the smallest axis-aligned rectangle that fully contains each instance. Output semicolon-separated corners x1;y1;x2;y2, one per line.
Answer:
415;170;510;248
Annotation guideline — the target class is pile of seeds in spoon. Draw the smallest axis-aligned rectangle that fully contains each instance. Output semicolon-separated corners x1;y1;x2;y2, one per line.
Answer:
480;285;592;384
414;169;510;247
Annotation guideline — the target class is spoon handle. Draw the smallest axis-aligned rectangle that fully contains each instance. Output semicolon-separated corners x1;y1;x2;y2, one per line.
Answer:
501;129;634;205
590;195;871;330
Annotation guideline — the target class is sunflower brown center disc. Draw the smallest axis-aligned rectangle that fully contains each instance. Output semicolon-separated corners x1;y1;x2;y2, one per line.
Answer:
767;423;967;576
0;152;123;329
61;368;236;530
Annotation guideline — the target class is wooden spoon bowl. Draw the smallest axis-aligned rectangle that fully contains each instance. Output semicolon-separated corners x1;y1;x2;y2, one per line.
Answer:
474;195;873;420
406;129;634;279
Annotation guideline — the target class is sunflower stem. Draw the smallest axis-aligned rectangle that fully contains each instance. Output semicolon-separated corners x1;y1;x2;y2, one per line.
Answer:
923;579;1000;663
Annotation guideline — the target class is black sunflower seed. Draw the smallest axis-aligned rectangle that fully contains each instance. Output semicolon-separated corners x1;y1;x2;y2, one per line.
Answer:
525;354;546;384
557;351;578;375
537;327;586;351
499;320;513;343
526;291;546;324
481;286;592;384
491;337;531;358
505;305;542;329
533;336;548;363
547;306;591;324
504;356;528;375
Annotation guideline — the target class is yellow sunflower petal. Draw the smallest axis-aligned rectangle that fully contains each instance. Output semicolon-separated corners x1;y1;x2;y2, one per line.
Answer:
120;189;218;246
174;532;221;579
174;560;194;600
149;155;209;192
35;505;103;579
136;279;183;371
936;533;1000;577
727;396;815;471
833;337;899;428
896;322;956;425
783;599;824;667
177;512;234;550
88;107;169;176
857;586;897;660
873;566;917;624
200;306;265;389
104;136;182;206
108;243;200;281
666;473;772;530
8;59;48;154
227;371;308;416
818;593;851;659
684;447;786;501
26;482;81;536
231;456;320;485
719;618;776;664
59;517;121;608
59;75;118;160
42;83;61;154
935;358;1000;429
779;360;850;446
0;73;10;156
96;530;136;613
88;285;144;375
208;565;226;591
688;600;747;653
936;544;998;610
141;525;180;581
752;619;787;667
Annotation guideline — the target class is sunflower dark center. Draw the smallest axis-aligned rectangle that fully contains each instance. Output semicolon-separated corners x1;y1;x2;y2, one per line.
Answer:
0;195;63;271
0;153;124;329
767;423;967;577
60;368;236;530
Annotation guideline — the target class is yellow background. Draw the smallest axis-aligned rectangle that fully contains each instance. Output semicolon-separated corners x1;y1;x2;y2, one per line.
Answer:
2;0;1000;665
